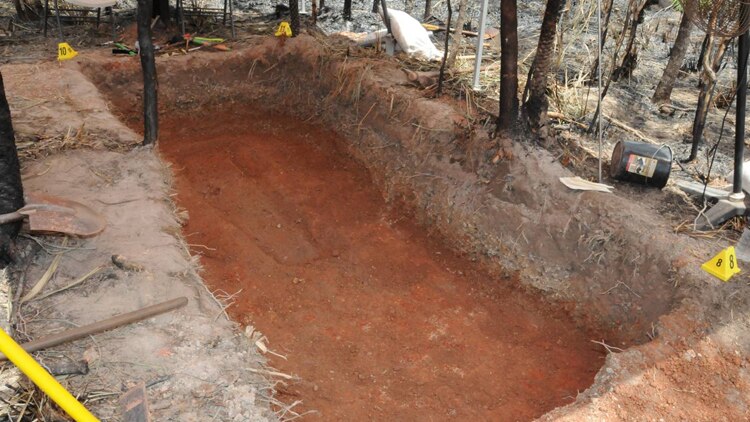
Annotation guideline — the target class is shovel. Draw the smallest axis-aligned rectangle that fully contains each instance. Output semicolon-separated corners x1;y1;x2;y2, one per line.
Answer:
0;193;105;237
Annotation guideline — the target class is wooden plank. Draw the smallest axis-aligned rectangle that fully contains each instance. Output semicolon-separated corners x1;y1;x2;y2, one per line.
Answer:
120;382;151;422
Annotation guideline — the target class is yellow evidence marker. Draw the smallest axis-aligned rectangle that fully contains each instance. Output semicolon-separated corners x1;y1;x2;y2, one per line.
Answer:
57;42;78;61
275;22;293;38
701;246;741;282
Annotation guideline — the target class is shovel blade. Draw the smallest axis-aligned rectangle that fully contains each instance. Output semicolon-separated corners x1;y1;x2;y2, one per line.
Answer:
20;193;106;237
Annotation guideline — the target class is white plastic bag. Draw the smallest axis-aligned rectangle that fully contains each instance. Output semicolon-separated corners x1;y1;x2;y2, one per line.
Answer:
380;8;443;61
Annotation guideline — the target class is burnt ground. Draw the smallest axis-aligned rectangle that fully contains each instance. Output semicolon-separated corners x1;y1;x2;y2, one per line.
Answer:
0;0;750;420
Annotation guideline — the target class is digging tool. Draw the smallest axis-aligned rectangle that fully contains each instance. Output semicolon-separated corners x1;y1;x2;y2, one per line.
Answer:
0;193;105;237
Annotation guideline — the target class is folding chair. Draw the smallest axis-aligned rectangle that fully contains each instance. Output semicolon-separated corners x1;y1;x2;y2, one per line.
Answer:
176;0;235;38
44;0;117;42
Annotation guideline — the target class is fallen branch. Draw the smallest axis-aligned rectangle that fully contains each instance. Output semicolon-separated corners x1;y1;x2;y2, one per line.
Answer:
602;113;657;144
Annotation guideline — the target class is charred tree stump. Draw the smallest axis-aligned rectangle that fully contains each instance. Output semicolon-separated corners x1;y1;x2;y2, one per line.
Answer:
290;0;300;36
343;0;351;20
137;0;158;145
0;72;25;267
524;0;566;143
498;0;519;132
652;12;692;104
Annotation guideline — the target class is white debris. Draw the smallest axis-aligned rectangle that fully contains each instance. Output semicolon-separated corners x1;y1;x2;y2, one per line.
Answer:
380;8;443;61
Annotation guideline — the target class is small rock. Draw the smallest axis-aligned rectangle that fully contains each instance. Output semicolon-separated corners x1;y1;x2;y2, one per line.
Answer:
683;349;697;362
111;254;144;272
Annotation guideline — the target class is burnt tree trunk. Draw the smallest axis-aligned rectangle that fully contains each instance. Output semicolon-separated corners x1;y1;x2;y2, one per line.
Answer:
696;33;709;74
524;0;566;142
12;0;43;21
372;0;378;13
137;0;158;145
319;0;325;12
588;0;614;83
685;37;729;162
447;0;469;67
652;12;692;104
612;0;649;82
498;0;518;132
343;0;351;20
151;0;170;27
0;72;25;267
290;0;300;34
424;0;432;20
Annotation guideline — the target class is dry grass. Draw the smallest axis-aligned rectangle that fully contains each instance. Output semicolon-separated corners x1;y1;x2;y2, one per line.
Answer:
15;124;135;162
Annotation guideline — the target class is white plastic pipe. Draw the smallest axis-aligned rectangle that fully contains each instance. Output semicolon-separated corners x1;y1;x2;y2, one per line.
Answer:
472;0;489;91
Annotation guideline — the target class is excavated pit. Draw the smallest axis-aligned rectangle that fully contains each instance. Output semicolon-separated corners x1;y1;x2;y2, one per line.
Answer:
80;35;694;420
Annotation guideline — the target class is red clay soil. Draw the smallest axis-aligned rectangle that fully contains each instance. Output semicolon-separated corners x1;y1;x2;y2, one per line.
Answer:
158;108;604;421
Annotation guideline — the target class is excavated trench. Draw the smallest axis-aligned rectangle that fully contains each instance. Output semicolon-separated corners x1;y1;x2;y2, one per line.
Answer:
157;108;602;420
81;36;691;420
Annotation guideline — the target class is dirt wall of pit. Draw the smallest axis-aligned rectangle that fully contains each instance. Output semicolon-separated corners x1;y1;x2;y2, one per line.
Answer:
79;36;709;346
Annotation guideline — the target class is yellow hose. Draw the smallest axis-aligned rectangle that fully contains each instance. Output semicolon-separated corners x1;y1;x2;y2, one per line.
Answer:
0;327;98;421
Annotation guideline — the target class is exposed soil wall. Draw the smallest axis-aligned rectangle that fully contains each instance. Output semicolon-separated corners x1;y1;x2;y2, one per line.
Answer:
81;36;700;344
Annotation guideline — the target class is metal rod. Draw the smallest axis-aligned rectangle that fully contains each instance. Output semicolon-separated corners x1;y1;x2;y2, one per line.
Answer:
597;0;603;183
471;0;489;91
733;28;749;199
0;297;188;360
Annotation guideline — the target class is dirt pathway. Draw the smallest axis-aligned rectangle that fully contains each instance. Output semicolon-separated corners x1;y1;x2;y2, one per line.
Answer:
159;108;603;420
